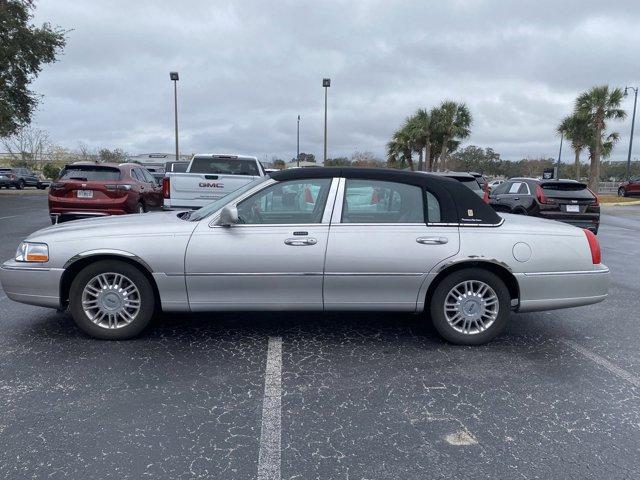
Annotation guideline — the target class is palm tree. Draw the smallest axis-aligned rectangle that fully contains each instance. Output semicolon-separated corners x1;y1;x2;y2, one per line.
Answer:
431;101;472;171
387;129;414;170
403;115;426;170
575;85;626;191
406;109;432;171
558;113;590;181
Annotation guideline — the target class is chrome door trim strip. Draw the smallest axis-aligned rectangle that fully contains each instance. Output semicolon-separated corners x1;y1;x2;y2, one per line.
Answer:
1;265;62;272
324;272;424;277
322;178;340;224
181;272;324;277
523;269;610;277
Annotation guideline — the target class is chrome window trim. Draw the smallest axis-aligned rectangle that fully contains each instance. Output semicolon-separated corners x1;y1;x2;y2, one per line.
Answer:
330;178;346;224
208;177;339;228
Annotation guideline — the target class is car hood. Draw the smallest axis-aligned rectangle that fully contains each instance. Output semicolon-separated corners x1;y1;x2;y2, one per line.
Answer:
498;212;584;235
28;211;198;242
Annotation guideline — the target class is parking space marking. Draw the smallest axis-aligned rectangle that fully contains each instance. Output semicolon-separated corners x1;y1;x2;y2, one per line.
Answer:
257;336;282;480
0;215;18;220
562;339;640;388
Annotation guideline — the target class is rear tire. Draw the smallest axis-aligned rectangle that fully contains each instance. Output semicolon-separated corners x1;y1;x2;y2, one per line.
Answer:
618;187;627;197
16;180;25;190
429;268;511;345
137;202;146;214
69;260;156;340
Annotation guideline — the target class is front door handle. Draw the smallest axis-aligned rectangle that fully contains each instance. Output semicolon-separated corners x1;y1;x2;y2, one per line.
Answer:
284;237;317;246
416;236;448;245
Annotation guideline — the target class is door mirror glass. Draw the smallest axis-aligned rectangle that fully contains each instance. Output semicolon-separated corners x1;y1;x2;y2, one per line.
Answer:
219;205;239;226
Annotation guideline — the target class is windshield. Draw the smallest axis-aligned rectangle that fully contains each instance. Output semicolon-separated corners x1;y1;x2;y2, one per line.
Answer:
60;166;121;181
189;177;268;221
189;157;260;176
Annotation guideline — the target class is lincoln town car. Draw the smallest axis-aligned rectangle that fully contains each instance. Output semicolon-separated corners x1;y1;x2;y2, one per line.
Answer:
0;168;609;344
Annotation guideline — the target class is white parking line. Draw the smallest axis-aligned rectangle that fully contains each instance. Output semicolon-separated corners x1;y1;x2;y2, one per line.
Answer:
0;215;18;221
257;336;282;480
562;339;640;388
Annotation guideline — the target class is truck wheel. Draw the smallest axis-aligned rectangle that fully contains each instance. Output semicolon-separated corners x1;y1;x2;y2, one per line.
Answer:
429;268;511;345
69;260;156;340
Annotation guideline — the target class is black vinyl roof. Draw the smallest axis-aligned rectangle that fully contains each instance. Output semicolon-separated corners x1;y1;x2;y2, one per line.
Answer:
271;168;502;226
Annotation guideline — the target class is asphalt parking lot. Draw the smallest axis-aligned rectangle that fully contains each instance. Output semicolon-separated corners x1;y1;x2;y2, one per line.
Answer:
0;192;639;480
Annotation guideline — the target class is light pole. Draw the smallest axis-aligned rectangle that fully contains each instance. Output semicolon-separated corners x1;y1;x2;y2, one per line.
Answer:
625;86;638;180
556;133;563;179
323;78;331;163
170;71;179;161
296;115;301;167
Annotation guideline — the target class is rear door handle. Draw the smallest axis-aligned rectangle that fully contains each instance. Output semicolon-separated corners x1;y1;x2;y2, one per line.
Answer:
284;237;317;246
416;236;448;245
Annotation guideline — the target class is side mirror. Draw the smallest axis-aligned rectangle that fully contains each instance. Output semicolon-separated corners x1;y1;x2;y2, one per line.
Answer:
219;205;238;226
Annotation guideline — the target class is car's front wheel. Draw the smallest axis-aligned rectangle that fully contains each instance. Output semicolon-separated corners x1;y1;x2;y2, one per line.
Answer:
16;180;25;190
429;268;511;345
618;187;627;197
69;260;156;340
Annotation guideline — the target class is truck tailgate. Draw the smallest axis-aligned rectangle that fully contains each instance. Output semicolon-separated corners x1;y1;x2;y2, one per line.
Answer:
166;173;259;208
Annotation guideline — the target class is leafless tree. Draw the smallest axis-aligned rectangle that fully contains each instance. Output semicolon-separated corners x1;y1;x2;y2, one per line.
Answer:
1;126;51;167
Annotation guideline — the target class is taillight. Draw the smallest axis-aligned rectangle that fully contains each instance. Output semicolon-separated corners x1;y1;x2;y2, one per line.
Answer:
162;177;170;198
583;229;601;264
535;185;547;204
587;187;599;206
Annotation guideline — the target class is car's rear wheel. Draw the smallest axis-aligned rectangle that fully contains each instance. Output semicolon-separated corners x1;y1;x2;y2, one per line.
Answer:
16;180;25;190
69;260;156;340
429;268;511;345
137;202;146;214
618;187;627;197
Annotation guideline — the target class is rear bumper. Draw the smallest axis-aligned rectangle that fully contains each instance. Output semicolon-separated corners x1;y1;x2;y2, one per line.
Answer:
0;261;63;309
537;212;600;232
49;196;131;219
516;264;609;312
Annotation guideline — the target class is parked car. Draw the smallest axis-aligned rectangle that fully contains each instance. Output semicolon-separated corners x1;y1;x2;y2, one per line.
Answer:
165;161;189;174
470;172;488;192
427;171;485;198
48;162;163;223
487;179;505;191
0;167;46;189
163;154;266;210
1;168;608;345
489;178;600;233
617;176;640;197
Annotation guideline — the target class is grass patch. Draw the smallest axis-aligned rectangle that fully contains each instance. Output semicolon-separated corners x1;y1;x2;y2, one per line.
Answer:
599;194;640;203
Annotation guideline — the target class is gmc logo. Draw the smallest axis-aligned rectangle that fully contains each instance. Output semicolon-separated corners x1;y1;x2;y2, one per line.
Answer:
199;182;224;188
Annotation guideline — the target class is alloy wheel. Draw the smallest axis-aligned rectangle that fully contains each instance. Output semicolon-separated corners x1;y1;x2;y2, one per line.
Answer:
81;272;141;329
443;280;499;335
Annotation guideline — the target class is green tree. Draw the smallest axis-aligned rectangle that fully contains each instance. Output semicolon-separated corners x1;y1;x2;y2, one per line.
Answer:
0;0;66;137
575;85;626;192
558;113;591;181
431;101;472;171
387;129;414;170
272;158;286;169
42;162;60;179
325;156;351;167
404;109;432;171
98;148;127;163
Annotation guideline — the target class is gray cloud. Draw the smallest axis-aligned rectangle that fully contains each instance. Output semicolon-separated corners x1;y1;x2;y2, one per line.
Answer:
31;0;640;162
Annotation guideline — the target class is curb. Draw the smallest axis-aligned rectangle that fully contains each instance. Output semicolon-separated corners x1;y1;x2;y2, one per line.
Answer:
601;200;640;206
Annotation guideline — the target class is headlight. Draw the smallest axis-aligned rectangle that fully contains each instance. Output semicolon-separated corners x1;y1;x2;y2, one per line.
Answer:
15;242;49;263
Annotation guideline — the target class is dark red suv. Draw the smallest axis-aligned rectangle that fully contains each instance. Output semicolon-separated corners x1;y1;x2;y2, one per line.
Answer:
49;162;163;223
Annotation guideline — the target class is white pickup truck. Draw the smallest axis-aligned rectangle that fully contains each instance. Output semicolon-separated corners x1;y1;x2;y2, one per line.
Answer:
163;154;266;209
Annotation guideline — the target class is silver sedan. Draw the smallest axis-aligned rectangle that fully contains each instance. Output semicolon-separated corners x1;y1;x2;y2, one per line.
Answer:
0;168;609;345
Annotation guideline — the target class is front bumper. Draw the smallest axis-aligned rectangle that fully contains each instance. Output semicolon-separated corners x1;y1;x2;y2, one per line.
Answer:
516;264;609;312
0;260;64;309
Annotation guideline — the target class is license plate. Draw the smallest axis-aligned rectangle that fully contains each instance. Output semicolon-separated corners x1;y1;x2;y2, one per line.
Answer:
77;190;93;198
566;204;579;213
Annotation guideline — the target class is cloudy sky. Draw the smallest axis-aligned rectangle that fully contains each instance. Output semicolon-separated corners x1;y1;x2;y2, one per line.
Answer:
30;0;640;163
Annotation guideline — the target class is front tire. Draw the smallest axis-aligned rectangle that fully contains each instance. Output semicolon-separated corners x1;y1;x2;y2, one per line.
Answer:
137;202;146;214
618;187;627;197
16;180;25;190
69;260;156;340
429;268;511;345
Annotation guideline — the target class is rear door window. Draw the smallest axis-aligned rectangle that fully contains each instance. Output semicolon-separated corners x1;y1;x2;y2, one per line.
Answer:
342;179;425;224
